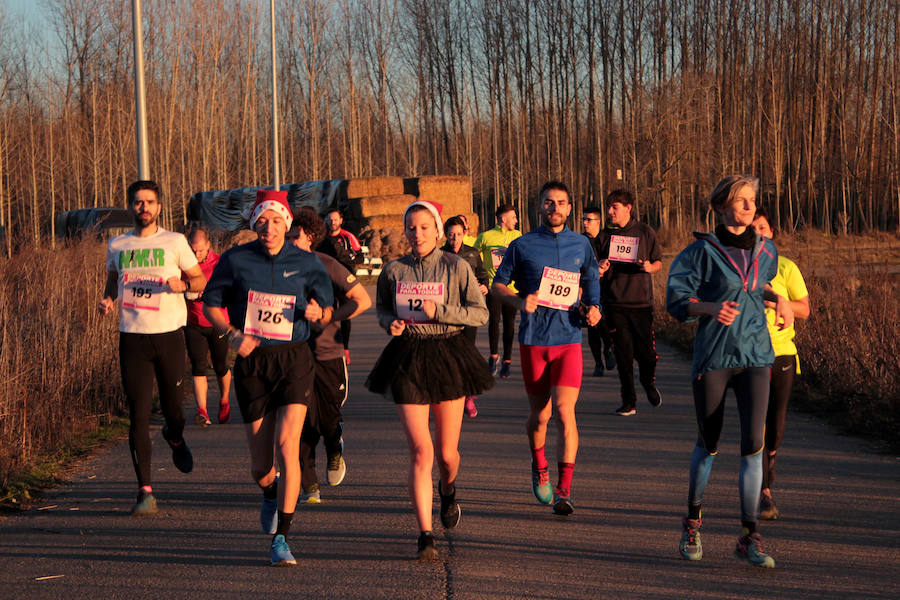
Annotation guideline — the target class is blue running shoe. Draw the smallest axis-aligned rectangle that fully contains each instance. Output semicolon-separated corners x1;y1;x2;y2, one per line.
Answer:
531;463;553;505
260;476;278;534
269;534;296;567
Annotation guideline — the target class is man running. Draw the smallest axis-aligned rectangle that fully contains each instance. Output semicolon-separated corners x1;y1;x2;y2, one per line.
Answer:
317;209;362;365
594;190;663;415
474;204;521;378
492;181;601;515
203;190;333;566
99;180;206;516
289;208;372;504
582;205;617;377
183;228;232;426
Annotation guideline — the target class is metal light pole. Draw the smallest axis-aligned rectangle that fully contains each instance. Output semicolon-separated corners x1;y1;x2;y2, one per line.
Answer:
270;0;281;190
132;0;150;180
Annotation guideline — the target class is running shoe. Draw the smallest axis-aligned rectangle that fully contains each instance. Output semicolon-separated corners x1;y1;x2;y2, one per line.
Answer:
269;534;297;567
644;383;662;408
679;517;703;560
465;396;478;418
218;401;230;424
604;346;617;370
759;490;779;520
130;490;158;517
499;361;511;379
416;531;439;562
326;452;346;486
734;532;775;568
299;483;321;505
552;488;574;516
615;405;637;416
488;356;500;377
591;363;604;377
438;481;461;529
260;476;278;534
162;426;193;473
195;409;211;427
531;463;553;505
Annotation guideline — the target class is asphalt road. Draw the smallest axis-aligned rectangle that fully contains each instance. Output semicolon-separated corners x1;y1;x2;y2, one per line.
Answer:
2;293;898;599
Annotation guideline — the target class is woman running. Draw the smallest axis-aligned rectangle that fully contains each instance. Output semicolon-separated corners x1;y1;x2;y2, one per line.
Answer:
667;175;793;568
441;215;490;418
202;190;333;566
366;200;493;561
751;207;811;520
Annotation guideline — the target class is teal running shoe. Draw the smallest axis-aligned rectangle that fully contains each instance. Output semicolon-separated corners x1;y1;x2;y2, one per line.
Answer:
734;532;775;568
531;463;553;505
269;534;297;567
679;517;703;560
552;489;574;516
130;490;158;517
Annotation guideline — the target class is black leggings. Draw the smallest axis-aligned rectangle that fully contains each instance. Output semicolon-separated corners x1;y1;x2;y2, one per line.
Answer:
587;319;613;365
692;366;769;456
487;292;516;360
763;354;796;488
120;330;186;487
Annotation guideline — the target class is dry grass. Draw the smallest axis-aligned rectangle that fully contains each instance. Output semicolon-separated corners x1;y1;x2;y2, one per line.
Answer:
0;239;122;487
653;229;900;448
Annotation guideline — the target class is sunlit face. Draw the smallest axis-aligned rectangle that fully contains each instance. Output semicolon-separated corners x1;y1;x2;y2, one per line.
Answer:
447;224;465;252
405;209;440;258
255;210;288;254
291;227;313;251
499;210;518;231
325;211;342;234
720;184;757;228
541;188;572;229
131;189;161;229
607;201;632;228
582;212;602;238
752;215;773;239
190;236;211;263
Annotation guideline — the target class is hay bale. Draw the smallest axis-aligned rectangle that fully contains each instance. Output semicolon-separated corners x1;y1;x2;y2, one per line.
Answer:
350;194;417;216
381;228;410;262
405;175;472;200
345;176;405;199
229;229;258;248
366;214;406;231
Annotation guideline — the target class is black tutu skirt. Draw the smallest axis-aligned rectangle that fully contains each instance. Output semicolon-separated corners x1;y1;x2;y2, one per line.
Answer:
366;330;494;404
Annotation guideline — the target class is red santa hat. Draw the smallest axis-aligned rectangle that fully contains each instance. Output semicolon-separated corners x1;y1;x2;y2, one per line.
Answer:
250;189;292;230
403;200;444;232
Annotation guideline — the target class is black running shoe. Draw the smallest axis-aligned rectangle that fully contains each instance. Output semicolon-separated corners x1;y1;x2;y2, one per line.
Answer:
644;383;662;408
488;356;500;377
591;363;604;377
162;426;193;473
438;480;461;529
604;346;617;370
552;488;574;516
499;361;511;378
615;405;636;416
416;532;439;561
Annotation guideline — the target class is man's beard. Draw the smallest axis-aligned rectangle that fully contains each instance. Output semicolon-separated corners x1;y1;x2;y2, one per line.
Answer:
134;212;157;230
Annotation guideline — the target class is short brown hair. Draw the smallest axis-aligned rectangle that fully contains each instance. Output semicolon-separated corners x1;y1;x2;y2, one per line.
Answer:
293;207;326;247
605;189;634;208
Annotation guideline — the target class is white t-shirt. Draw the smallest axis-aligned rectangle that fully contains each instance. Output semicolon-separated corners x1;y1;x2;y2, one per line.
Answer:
106;228;198;334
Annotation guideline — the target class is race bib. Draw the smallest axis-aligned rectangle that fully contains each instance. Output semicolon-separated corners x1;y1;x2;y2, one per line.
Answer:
608;235;639;263
245;290;296;340
490;247;506;269
396;281;444;323
536;266;579;310
122;273;164;311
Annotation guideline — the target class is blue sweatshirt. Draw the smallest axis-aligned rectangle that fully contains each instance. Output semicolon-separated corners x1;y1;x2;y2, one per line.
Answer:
493;225;601;346
202;240;333;347
666;231;778;378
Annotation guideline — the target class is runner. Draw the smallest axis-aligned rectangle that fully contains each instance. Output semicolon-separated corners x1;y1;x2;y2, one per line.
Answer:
667;175;793;568
442;215;490;418
317;209;362;365
183;228;232;426
288;208;372;504
751;207;811;520
594;190;663;415
202;190;333;567
491;181;601;516
581;205;616;377
98;180;205;516
366;200;492;561
474;204;521;378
